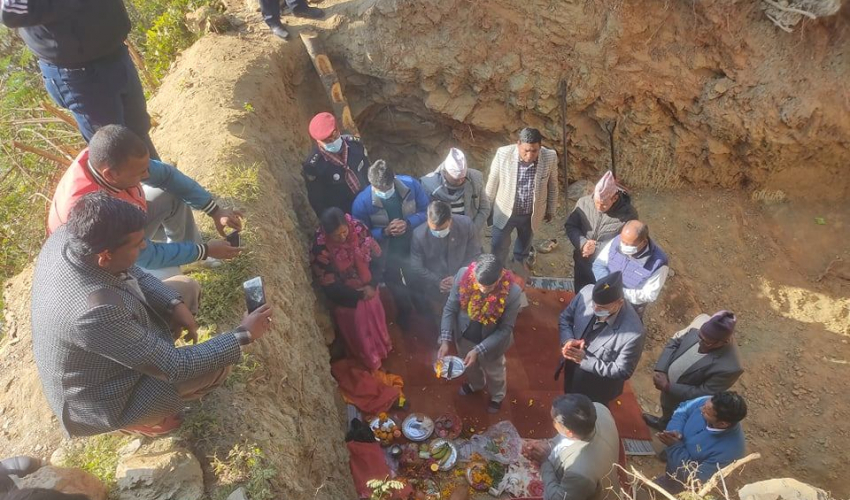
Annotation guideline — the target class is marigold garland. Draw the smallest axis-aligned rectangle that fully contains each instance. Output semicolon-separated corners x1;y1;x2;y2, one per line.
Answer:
458;263;513;325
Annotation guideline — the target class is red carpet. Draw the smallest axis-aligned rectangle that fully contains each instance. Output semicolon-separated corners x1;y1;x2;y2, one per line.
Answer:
376;286;652;446
378;288;556;437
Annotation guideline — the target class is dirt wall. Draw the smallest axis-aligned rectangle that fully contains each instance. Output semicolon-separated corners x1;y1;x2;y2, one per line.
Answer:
323;0;850;199
146;34;356;499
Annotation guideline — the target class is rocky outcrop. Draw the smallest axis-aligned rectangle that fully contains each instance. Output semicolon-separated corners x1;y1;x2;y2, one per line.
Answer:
114;438;204;500
740;478;833;500
328;0;850;201
12;466;107;500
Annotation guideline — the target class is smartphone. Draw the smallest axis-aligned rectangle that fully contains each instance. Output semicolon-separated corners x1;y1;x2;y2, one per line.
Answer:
226;230;241;247
243;276;266;313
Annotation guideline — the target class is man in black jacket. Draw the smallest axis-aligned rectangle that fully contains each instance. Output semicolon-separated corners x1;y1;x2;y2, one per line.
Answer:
1;0;159;159
302;112;370;216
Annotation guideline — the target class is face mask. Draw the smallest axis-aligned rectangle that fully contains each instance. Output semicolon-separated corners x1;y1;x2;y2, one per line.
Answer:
594;309;611;319
375;186;395;200
430;227;450;238
620;243;639;255
322;137;343;153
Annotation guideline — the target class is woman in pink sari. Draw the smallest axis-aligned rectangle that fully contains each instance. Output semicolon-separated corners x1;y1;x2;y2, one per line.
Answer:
311;208;391;371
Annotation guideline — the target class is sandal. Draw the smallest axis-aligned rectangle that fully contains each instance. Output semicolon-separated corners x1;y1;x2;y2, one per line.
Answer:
487;400;503;414
117;413;183;438
537;238;559;254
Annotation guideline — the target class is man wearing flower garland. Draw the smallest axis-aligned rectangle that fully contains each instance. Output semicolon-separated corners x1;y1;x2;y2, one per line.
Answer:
438;253;523;413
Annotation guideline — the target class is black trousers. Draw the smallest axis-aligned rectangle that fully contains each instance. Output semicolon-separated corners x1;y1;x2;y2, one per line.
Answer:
572;249;596;292
260;0;308;26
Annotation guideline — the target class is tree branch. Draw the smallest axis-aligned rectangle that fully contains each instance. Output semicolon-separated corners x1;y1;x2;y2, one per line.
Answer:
697;452;761;496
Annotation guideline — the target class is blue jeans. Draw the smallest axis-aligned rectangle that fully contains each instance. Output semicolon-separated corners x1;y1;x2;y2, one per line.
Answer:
38;46;159;160
260;0;308;27
490;213;533;265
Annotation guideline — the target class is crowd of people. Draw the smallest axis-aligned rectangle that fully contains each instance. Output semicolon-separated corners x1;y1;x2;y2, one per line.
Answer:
0;2;751;498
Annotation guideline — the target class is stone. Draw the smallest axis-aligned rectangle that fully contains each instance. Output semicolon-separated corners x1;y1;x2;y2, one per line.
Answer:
118;438;142;457
567;180;594;202
468;101;514;133
186;6;231;35
115;438;204;500
13;466;107;500
738;478;831;500
227;487;250;500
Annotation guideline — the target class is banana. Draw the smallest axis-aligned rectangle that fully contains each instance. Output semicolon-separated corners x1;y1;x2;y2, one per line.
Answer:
431;444;449;459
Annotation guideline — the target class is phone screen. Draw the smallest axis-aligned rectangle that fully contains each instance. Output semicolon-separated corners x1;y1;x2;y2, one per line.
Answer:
243;276;265;313
226;230;241;247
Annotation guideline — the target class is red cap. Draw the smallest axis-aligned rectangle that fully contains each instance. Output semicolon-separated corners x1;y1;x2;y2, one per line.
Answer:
309;112;337;141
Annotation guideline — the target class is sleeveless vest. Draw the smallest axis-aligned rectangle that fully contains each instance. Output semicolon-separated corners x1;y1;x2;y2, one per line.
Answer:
607;235;668;289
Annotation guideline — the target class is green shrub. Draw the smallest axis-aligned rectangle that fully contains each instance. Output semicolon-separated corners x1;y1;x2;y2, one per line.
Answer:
143;0;213;81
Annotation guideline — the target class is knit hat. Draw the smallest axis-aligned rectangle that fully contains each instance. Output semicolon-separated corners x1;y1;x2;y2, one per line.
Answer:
592;271;624;305
700;310;737;340
309;112;337;141
594;170;619;201
443;148;467;179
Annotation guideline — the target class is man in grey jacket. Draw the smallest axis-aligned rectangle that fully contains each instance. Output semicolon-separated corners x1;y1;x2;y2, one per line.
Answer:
31;192;273;437
527;394;620;500
565;171;638;291
420;148;491;236
557;271;645;405
438;254;522;413
410;201;481;312
643;311;744;430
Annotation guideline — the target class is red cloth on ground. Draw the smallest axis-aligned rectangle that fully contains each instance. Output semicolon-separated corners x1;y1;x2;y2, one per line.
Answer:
331;358;401;415
334;294;391;371
347;441;391;498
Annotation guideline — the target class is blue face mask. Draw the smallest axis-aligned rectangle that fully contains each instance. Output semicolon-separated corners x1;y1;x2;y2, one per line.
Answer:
322;137;343;153
375;186;395;200
430;227;450;238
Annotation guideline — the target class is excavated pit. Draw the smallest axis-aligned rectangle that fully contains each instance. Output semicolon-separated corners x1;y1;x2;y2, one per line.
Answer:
0;1;848;499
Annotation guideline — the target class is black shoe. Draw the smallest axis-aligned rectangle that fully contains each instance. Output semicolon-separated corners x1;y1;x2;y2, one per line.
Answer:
642;412;665;431
269;24;290;40
458;383;476;396
487;400;503;414
292;6;325;19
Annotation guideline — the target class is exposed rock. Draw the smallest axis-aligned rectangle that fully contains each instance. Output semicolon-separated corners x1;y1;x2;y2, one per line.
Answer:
739;478;832;500
12;466;107;500
567;180;594;202
115;438;203;500
227;487;250;500
186;5;231;35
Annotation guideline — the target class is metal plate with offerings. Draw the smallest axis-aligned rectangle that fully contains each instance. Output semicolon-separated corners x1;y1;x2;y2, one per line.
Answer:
402;413;435;442
369;414;399;446
434;356;465;380
429;438;458;471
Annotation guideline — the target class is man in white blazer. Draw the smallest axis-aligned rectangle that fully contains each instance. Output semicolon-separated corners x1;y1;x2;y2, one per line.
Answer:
485;127;558;267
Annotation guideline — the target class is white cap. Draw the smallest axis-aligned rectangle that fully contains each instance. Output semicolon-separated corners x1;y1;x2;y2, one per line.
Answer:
443;148;467;179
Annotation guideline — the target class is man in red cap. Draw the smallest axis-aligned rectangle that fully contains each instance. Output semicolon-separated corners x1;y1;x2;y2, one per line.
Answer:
302;112;370;217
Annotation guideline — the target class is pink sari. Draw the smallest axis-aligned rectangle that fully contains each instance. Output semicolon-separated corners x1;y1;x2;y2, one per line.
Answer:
314;216;391;370
333;295;391;371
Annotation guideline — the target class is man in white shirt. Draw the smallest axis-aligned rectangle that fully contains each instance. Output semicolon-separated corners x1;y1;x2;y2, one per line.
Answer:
592;220;668;318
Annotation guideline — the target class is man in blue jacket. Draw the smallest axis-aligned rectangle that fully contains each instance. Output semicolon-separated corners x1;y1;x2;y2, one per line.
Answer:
656;392;748;493
352;160;428;328
1;0;159;158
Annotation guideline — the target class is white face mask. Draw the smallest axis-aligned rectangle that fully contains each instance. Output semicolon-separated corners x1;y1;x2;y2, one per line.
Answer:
430;227;450;238
594;308;612;319
375;186;395;200
620;243;639;255
322;137;343;153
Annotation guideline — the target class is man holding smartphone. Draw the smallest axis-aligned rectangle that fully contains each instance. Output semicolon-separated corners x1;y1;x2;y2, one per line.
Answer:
31;193;273;437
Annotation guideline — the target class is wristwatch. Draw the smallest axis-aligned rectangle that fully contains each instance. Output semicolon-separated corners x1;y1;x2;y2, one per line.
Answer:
167;298;184;314
233;326;252;346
